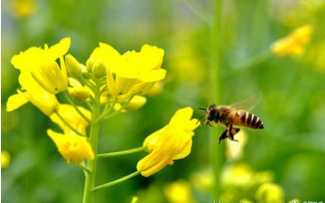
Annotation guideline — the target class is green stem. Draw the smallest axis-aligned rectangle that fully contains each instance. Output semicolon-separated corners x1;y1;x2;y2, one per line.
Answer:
64;92;92;124
82;85;101;203
209;0;224;201
92;171;140;192
97;147;144;158
231;50;272;71
55;111;85;137
100;94;135;121
183;0;209;24
79;162;91;174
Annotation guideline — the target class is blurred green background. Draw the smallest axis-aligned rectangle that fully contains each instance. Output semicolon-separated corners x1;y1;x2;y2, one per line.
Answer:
2;0;325;202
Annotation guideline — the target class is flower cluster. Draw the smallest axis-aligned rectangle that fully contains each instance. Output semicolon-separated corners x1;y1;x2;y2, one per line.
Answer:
7;38;167;164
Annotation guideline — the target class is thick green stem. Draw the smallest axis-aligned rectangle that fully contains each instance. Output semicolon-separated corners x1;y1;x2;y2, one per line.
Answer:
82;85;101;203
97;147;144;158
209;0;224;201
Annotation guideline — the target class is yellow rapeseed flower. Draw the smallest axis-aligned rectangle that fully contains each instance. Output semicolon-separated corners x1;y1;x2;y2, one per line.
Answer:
90;43;166;102
7;38;71;116
9;0;36;18
50;104;91;136
1;151;11;169
164;180;196;203
137;107;199;177
256;183;285;203
271;25;313;57
47;129;94;164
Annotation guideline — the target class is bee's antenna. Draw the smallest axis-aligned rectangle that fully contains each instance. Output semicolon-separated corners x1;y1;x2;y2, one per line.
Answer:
196;107;207;125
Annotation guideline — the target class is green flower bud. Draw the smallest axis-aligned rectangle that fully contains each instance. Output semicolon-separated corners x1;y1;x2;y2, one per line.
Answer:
92;61;107;79
69;87;90;102
86;58;95;73
66;54;82;78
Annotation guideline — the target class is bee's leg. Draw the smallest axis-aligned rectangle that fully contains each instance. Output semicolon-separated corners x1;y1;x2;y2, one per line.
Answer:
230;128;240;142
218;129;228;144
228;125;240;142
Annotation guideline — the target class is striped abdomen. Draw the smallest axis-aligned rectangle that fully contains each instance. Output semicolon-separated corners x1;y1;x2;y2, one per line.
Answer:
233;110;264;129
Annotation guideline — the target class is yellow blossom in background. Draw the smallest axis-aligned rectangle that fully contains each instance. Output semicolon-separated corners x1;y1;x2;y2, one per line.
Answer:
130;196;138;203
288;199;300;203
256;183;285;203
9;0;36;18
190;168;214;192
7;38;71;116
1;151;11;169
271;25;313;56
50;104;91;135
226;130;247;160
47;130;94;164
168;43;204;83
164;180;196;203
90;43;166;102
147;82;164;96
221;163;274;188
137;107;199;177
239;199;254;203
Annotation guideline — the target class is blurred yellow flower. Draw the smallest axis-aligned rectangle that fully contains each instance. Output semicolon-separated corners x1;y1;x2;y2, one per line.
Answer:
131;196;138;203
271;25;313;56
226;130;247;160
239;199;254;203
221;163;274;188
50;104;91;136
90;43;166;102
164;180;196;203
7;38;71;116
1;151;11;169
47;129;94;164
137;107;199;177
147;82;163;96
9;0;36;18
190;168;214;192
256;183;285;203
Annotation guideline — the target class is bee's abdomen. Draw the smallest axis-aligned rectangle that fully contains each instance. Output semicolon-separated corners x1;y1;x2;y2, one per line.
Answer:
239;111;264;129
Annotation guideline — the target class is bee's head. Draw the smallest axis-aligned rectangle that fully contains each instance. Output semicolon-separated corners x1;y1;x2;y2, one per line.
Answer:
198;104;219;126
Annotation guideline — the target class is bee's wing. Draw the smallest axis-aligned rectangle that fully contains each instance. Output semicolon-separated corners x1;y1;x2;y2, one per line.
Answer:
230;93;262;111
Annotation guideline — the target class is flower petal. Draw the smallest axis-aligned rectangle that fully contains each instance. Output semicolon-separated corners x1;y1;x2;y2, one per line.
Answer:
6;91;29;112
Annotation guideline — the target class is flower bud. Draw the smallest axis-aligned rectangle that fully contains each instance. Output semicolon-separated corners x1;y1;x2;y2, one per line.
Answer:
69;87;90;101
92;61;107;79
86;58;95;73
65;54;82;78
124;96;147;110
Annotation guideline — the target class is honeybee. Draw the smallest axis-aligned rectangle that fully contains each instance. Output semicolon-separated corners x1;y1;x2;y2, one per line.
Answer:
198;94;264;144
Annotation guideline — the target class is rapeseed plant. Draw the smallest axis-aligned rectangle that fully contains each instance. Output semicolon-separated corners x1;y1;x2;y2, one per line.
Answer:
7;38;200;203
